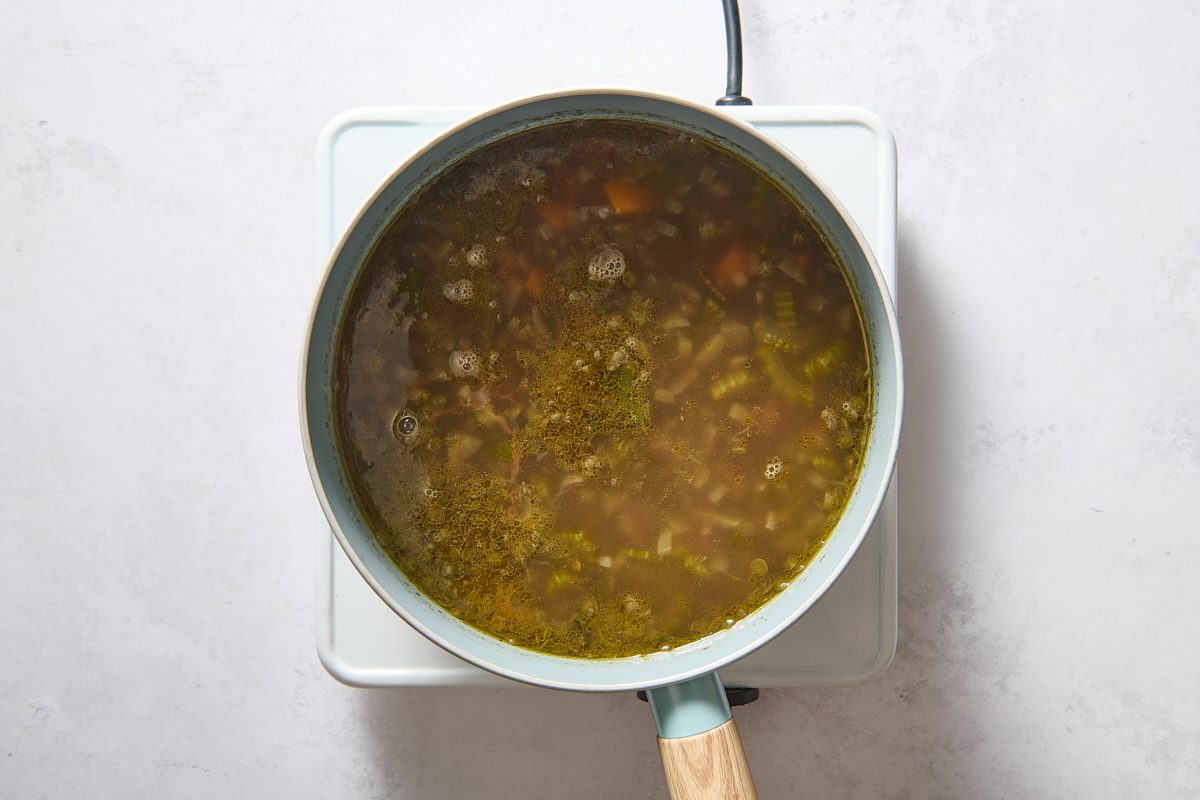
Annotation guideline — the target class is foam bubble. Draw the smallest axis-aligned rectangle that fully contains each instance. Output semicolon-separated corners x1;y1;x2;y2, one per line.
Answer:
465;244;488;268
442;279;474;302
449;350;481;378
587;245;626;283
764;457;783;480
392;410;418;438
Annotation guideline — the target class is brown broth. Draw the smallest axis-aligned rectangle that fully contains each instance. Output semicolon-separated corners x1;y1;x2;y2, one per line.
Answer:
333;119;871;658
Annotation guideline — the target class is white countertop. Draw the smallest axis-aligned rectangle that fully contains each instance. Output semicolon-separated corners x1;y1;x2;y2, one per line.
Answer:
2;1;1197;797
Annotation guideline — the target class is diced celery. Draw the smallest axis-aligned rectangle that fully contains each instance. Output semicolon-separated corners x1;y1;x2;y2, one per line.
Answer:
773;289;797;327
710;369;751;400
548;571;578;590
758;345;814;406
804;343;844;380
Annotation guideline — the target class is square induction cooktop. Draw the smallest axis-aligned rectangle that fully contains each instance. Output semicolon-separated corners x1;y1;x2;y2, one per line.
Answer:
314;104;898;688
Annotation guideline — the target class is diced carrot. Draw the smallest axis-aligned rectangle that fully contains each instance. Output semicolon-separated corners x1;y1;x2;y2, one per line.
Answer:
603;179;657;215
537;201;570;231
494;248;521;277
525;266;545;296
713;243;754;291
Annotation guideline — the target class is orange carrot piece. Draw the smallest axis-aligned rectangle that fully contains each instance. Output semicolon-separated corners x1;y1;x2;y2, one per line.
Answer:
525;267;545;296
713;243;754;290
537;201;570;231
603;179;657;215
494;249;522;277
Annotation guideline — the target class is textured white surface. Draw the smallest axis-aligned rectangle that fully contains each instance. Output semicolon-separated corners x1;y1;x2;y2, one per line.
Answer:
2;1;1198;798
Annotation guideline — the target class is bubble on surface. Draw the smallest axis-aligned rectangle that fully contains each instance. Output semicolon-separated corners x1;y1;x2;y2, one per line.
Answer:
392;410;418;438
449;350;481;378
442;279;474;302
622;594;649;617
764;457;783;480
587;245;626;283
465;244;488;268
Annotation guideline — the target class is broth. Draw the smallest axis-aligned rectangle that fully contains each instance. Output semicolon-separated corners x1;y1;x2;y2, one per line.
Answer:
333;119;871;658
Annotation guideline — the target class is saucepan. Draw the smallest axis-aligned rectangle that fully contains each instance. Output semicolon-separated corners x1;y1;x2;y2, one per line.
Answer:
301;88;902;798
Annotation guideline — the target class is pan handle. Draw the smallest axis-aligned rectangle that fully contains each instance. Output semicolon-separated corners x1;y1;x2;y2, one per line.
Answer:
645;673;758;799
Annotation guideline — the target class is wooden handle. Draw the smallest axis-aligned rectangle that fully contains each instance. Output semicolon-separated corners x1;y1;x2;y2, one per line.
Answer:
657;718;758;800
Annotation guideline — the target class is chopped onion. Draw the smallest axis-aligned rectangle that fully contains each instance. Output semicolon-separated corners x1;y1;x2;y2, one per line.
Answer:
531;306;550;339
558;474;584;495
694;333;727;367
668;367;699;396
697;510;742;529
719;320;751;347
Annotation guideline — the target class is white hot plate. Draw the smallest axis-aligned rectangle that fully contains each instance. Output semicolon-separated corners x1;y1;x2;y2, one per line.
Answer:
315;104;898;688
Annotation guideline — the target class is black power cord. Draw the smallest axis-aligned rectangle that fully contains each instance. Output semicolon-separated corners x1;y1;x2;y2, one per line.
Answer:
716;0;753;105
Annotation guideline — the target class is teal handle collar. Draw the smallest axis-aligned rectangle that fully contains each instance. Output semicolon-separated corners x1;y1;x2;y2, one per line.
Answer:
645;672;733;739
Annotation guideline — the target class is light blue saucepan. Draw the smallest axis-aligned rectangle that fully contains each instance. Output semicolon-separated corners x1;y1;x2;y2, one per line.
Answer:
301;88;902;799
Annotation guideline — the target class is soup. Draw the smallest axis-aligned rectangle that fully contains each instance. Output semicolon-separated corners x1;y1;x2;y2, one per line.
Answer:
333;119;871;658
